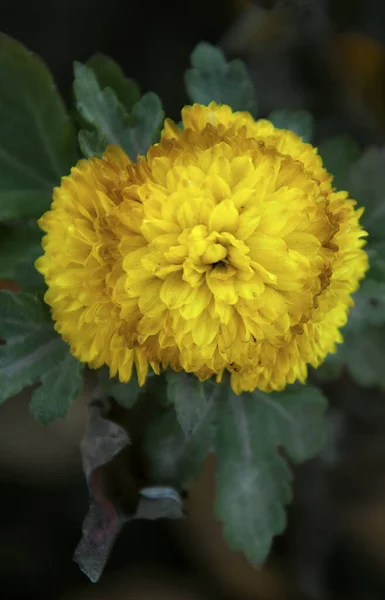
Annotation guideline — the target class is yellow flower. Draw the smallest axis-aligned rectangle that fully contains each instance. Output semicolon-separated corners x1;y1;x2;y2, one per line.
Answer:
36;102;368;393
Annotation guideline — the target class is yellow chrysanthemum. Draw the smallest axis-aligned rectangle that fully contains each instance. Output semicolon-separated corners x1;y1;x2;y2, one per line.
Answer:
36;102;368;393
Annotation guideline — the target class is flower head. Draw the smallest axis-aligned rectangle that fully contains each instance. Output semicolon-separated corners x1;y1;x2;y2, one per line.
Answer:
36;102;368;393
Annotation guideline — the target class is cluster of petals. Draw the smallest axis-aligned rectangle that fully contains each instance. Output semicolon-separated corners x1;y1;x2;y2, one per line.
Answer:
36;102;368;393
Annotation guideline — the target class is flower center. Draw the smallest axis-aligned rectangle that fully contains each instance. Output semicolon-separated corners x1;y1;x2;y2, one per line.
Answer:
178;224;253;287
211;260;226;268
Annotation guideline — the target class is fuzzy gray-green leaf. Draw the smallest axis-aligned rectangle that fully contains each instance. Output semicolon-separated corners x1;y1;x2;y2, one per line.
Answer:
318;135;360;191
144;379;218;488
215;385;327;565
98;365;141;409
0;222;42;283
342;326;385;388
269;110;313;142
0;34;79;220
167;371;217;436
185;42;257;114
349;147;385;241
74;63;164;160
0;291;83;422
74;63;131;154
347;279;385;331
86;54;141;112
29;351;83;423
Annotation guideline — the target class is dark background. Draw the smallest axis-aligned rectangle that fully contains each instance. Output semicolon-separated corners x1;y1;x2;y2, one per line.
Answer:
2;1;385;599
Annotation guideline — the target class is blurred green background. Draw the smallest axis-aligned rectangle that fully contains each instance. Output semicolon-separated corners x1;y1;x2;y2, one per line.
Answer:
2;1;385;599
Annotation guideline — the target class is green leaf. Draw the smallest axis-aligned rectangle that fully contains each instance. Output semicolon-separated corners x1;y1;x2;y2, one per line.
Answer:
0;222;43;287
185;42;257;114
347;279;385;330
15;261;46;292
342;326;385;388
78;129;108;159
98;365;140;409
312;349;343;383
29;351;83;423
315;275;385;387
167;371;217;436
0;291;83;422
314;240;385;388
86;54;141;112
318;136;360;191
316;321;385;389
0;34;79;221
269;110;313;142
144;380;218;488
367;242;385;282
74;62;130;157
74;62;164;160
215;385;327;565
128;93;165;156
348;147;385;240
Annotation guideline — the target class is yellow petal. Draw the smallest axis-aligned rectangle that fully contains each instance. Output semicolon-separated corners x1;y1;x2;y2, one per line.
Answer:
219;317;238;347
250;261;277;284
230;156;254;188
192;311;220;346
209;199;239;234
138;278;163;314
206;173;231;203
236;212;261;240
180;284;212;319
135;349;149;386
284;232;321;257
160;273;194;308
141;218;179;241
207;156;231;183
209;263;236;280
164;245;188;264
202;243;227;265
137;313;164;340
104;144;131;168
206;271;238;304
235;276;264;299
177;200;200;229
154;263;183;278
115;348;134;382
151;156;171;185
161;117;181;140
214;301;234;324
183;260;205;287
227;242;251;272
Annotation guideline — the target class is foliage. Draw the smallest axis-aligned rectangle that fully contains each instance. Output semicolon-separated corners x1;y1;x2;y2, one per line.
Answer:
74;62;164;159
185;41;257;114
0;34;78;221
86;54;141;112
0;222;43;289
145;378;326;563
315;141;385;388
0;291;83;423
269;110;313;143
98;365;141;409
0;35;384;580
144;376;218;489
215;385;326;564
